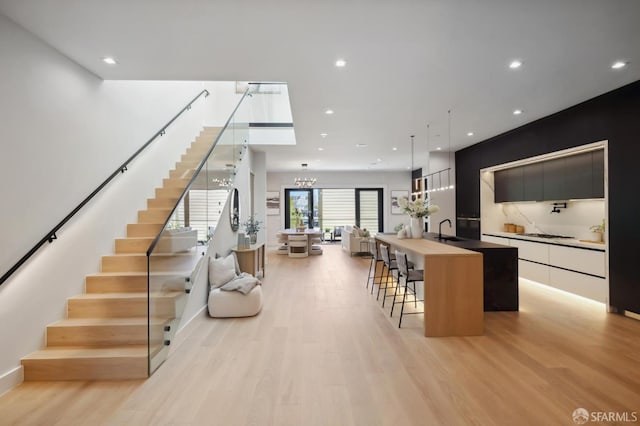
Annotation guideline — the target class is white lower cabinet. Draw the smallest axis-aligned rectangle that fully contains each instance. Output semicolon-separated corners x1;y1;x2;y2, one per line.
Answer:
481;235;509;245
483;234;608;303
548;245;605;278
509;239;549;263
519;260;549;285
548;267;607;302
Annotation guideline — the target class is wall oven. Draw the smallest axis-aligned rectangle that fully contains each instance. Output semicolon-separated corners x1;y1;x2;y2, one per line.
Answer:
457;216;481;240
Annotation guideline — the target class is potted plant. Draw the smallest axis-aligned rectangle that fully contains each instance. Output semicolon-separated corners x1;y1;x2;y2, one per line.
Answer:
589;219;605;242
243;215;262;244
292;208;306;231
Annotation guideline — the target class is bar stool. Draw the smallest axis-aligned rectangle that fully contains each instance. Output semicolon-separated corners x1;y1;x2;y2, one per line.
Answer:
377;244;400;307
365;242;384;290
377;244;414;307
392;250;424;328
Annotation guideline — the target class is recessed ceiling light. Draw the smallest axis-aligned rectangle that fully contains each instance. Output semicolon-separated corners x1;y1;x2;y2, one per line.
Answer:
103;57;117;65
377;158;382;162
436;147;442;151
318;147;324;151
392;147;398;151
355;143;368;148
513;109;523;115
467;132;474;136
320;133;328;137
335;59;347;67
509;60;522;69
611;61;627;69
325;109;334;115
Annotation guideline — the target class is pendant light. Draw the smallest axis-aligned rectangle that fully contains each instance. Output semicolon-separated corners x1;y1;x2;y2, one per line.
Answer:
448;109;455;190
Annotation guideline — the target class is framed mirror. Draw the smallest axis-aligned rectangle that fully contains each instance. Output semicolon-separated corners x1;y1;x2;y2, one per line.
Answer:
230;188;240;231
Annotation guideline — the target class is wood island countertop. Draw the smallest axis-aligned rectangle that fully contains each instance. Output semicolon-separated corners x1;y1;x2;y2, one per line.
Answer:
375;234;484;337
375;234;481;257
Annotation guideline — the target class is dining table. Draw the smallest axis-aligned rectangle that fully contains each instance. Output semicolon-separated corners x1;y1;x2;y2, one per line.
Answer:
281;228;322;253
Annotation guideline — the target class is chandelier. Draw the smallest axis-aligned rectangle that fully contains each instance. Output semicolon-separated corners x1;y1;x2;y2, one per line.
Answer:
212;178;232;187
294;163;316;188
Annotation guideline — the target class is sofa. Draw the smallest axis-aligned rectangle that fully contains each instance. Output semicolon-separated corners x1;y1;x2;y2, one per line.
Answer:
341;225;371;256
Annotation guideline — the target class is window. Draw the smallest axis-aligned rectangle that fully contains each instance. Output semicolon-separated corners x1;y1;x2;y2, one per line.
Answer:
171;189;229;241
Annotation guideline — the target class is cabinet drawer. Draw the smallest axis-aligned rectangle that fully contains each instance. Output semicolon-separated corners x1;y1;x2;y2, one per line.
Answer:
510;239;549;263
548;267;607;302
519;260;549;285
481;235;509;245
548;245;605;277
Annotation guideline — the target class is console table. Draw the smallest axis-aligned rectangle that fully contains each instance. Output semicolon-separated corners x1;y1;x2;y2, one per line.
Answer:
232;243;265;278
375;235;484;337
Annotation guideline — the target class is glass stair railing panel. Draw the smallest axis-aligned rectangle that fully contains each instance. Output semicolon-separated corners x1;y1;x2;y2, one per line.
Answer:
146;85;254;375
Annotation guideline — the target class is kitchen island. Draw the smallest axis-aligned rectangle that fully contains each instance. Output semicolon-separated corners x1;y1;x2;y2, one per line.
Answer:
423;233;519;311
375;234;484;337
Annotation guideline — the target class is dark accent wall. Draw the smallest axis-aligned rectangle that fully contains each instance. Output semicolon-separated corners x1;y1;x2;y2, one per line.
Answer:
455;80;640;314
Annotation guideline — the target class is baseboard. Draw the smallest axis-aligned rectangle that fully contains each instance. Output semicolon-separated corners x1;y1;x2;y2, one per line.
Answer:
0;365;24;397
624;310;640;321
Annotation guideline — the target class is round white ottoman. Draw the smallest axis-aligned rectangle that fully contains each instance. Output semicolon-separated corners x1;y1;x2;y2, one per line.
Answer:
208;285;263;318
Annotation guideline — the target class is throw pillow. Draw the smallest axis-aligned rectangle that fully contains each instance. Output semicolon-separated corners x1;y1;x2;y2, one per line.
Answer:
214;251;242;275
209;254;237;289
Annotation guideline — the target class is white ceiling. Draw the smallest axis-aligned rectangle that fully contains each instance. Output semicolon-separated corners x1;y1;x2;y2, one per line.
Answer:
1;0;639;172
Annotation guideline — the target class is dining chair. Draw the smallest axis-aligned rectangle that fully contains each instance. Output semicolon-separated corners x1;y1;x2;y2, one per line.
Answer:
288;234;308;258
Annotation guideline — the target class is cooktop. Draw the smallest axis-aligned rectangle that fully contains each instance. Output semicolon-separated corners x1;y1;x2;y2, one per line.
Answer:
521;233;574;239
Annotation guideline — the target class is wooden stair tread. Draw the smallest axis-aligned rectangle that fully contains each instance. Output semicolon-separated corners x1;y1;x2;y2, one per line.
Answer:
87;271;190;277
49;318;170;327
22;345;157;360
105;253;195;258
69;292;183;300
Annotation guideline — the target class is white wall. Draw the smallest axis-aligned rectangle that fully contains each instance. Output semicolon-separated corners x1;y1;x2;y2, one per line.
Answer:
0;14;241;393
265;170;411;246
424;151;456;234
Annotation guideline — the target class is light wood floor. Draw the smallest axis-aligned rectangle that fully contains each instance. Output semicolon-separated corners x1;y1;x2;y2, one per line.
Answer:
1;244;639;425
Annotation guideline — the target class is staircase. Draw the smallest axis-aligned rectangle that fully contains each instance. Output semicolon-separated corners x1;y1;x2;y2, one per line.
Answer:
21;127;221;381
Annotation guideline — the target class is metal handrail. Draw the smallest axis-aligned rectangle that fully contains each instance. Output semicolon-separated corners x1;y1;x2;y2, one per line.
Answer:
0;89;210;287
146;86;253;256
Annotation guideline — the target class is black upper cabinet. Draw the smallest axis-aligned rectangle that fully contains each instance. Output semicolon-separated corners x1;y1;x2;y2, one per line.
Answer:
542;157;566;201
592;149;605;198
494;150;604;202
494;170;507;203
494;169;523;202
523;163;543;201
565;152;593;199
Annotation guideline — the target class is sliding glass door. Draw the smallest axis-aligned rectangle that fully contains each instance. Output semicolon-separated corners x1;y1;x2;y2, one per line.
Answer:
284;189;319;229
284;188;383;233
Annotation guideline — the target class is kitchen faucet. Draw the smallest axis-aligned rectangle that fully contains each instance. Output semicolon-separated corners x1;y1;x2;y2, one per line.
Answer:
438;219;452;240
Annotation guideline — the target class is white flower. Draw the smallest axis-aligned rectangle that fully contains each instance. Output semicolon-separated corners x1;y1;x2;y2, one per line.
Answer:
398;197;439;218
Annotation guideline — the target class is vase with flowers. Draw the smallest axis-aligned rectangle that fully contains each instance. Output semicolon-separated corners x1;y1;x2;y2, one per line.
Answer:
292;208;306;231
398;197;440;239
243;215;262;244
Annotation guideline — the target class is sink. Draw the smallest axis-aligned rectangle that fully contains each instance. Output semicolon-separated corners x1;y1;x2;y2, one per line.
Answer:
439;236;462;242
